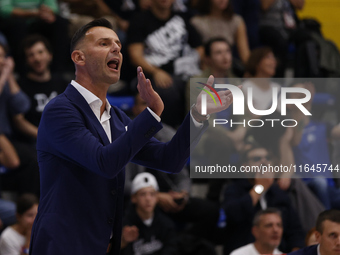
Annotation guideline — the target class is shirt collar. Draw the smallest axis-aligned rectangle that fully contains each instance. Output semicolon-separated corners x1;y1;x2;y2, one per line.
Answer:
317;244;321;255
71;80;111;113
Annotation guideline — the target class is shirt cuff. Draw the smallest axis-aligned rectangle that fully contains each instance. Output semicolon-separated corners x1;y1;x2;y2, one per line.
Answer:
190;110;204;128
147;107;161;122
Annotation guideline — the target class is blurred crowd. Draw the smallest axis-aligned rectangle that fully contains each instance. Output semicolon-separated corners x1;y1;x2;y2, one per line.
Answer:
1;0;340;254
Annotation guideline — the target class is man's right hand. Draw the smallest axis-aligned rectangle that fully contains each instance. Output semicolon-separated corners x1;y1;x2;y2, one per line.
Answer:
137;66;164;117
195;75;235;115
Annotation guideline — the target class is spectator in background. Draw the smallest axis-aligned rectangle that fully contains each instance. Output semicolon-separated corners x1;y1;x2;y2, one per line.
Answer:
259;0;305;77
230;208;283;255
231;0;261;49
12;35;67;143
0;0;70;73
290;83;340;210
121;173;178;255
0;43;40;197
186;37;234;112
59;0;117;38
222;145;304;254
288;209;340;255
242;47;281;118
0;194;39;255
127;0;203;127
191;0;250;65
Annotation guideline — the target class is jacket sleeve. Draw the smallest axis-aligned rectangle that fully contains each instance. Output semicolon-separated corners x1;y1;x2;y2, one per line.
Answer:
37;99;162;179
131;112;208;174
37;97;207;179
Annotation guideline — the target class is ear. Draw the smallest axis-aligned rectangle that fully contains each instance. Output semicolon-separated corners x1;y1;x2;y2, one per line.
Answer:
71;50;85;66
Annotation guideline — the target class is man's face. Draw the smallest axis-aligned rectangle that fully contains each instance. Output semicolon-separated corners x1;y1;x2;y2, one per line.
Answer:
25;42;52;75
247;148;272;167
132;187;158;214
79;26;123;85
0;46;6;73
253;213;283;250
208;41;232;72
317;220;340;255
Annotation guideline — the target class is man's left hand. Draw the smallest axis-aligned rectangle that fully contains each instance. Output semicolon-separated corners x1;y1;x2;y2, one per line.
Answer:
137;66;164;117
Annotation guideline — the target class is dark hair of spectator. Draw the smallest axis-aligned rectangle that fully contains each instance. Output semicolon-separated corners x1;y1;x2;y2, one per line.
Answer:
204;37;231;57
70;18;114;54
245;47;273;77
253;208;282;226
22;34;53;55
315;209;340;233
16;193;39;215
195;0;234;20
0;42;8;55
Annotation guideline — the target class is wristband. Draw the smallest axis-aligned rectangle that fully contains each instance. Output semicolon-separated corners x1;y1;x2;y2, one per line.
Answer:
191;104;210;123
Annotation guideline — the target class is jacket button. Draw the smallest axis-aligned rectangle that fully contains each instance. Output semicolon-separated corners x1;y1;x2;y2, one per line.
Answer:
107;218;114;224
111;190;117;196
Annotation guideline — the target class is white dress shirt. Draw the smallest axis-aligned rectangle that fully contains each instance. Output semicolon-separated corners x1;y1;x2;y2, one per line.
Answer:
71;80;164;143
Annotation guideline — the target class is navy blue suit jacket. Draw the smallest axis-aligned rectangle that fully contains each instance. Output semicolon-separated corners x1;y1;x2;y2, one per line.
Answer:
30;84;206;255
288;245;318;255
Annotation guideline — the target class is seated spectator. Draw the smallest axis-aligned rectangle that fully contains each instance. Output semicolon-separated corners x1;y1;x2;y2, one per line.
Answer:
0;0;70;73
0;194;39;255
290;83;340;210
12;35;67;142
186;37;235;112
121;172;178;255
230;208;283;255
222;145;304;254
127;0;203;127
0;43;40;197
288;209;340;255
191;0;250;64
259;0;304;77
242;47;281;118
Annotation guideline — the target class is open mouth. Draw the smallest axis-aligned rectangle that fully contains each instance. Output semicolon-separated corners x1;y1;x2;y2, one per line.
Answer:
107;59;119;70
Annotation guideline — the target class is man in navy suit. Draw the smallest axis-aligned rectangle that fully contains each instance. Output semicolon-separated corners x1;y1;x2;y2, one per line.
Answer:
289;209;340;255
29;18;233;255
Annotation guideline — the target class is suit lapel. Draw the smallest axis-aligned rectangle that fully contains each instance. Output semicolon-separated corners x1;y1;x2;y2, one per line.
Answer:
64;84;111;146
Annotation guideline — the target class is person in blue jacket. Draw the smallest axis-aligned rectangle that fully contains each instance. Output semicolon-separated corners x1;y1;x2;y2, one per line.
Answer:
29;18;233;255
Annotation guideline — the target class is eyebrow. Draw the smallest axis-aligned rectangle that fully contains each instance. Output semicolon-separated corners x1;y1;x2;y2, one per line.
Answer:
97;38;122;47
